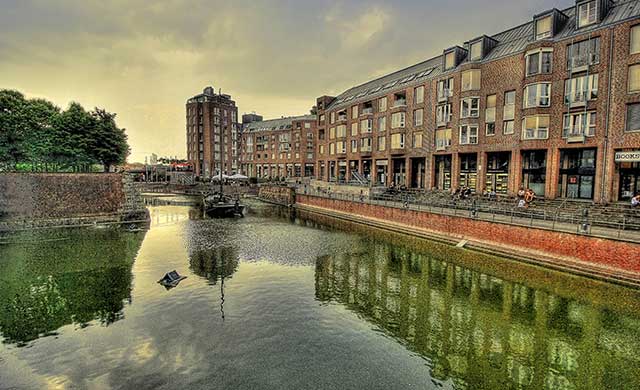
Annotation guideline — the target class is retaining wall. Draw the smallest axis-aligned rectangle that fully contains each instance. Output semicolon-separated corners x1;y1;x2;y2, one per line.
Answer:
258;185;296;206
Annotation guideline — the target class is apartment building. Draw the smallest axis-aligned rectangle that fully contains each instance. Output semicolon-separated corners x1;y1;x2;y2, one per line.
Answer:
186;86;240;178
315;0;640;203
240;115;317;179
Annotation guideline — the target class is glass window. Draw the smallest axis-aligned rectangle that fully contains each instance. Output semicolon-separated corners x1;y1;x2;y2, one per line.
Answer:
567;38;600;69
522;115;550;139
436;104;452;126
504;90;516;120
391;133;405;149
414;86;424;104
413;133;423;148
629;64;640;92
351;123;358;136
524;83;551;108
459;125;478;145
565;74;598;104
461;97;480;118
379;97;387;112
563;111;596;137
435;128;452;149
485;94;496;123
391;112;406;128
536;16;552;39
336;125;347;138
626;103;640;132
470;41;483;60
462;69;481;91
360;118;373;133
414;109;424;127
503;120;515;135
632;25;640;54
437;78;454;101
378;116;386;132
352;105;358;119
351;139;358;153
445;51;456;69
578;0;598;28
377;136;386;151
526;49;553;76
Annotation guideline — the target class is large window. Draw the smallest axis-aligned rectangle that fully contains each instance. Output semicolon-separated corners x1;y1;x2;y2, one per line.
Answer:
567;37;600;70
414;86;424;104
437;78;454;101
461;69;481;91
536;16;552;40
329;127;336;139
632;25;640;54
378;116;386;132
629;64;640;93
444;51;456;69
522;150;547;196
336;140;346;154
459;124;479;145
379;97;387;112
578;0;598;28
412;133;423;148
559;148;596;199
626;103;640;132
351;122;358;136
360;137;372;152
485;94;496;136
391;112;406;129
391;133;405;149
563;111;596;137
414;109;424;127
565;74;598;104
360;118;373;133
522;115;549;140
436;104;452;126
503;90;516;123
336;125;347;138
435;128;452;150
351;139;358;153
461;97;480;118
352;105;358;119
377;136;386;151
470;41;483;61
526;49;553;76
524;83;551;108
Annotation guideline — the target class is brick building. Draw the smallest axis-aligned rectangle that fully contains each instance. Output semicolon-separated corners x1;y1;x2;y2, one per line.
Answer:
186;86;240;178
315;0;640;203
240;115;317;179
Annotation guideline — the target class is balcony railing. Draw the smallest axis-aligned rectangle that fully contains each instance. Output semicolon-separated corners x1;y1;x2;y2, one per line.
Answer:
393;99;407;107
362;107;374;115
437;89;453;102
567;54;598;72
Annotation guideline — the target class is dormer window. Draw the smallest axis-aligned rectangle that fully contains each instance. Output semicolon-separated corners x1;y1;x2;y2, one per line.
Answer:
470;41;483;61
536;16;552;39
444;52;456;70
578;0;598;28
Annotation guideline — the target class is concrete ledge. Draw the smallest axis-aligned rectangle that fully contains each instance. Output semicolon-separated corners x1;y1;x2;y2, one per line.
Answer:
295;202;640;289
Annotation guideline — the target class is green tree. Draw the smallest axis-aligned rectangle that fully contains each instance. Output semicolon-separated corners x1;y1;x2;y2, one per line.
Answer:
88;108;130;172
0;90;28;170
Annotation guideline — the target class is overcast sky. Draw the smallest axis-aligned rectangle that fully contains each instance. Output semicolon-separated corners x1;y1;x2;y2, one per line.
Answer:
0;0;571;163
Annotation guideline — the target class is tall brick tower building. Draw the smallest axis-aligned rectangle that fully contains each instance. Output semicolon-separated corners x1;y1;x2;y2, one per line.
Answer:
186;86;240;178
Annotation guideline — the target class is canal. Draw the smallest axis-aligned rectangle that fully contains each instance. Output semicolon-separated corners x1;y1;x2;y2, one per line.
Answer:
1;200;639;389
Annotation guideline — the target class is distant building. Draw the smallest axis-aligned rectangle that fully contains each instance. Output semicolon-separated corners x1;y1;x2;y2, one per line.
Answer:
240;115;317;178
242;113;264;126
186;86;240;178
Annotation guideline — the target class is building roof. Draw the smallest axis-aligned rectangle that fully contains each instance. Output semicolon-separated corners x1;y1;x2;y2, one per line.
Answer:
327;0;640;111
243;115;316;133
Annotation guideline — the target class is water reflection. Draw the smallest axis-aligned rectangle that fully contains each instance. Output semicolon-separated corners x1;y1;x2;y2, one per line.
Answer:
313;231;640;389
0;228;145;346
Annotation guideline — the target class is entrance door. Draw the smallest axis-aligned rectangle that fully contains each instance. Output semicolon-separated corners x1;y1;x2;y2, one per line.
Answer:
559;148;596;199
411;158;426;189
619;162;640;200
434;155;452;190
521;150;547;196
485;152;510;194
459;153;478;192
393;159;406;186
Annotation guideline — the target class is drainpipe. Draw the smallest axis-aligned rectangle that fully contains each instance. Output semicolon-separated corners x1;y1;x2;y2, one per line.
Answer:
601;30;615;203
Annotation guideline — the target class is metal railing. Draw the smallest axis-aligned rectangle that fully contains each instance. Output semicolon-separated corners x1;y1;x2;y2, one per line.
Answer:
296;187;640;242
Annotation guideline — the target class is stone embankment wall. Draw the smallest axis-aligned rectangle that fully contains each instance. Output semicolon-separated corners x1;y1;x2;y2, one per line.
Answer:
258;185;296;206
0;173;147;226
297;194;640;278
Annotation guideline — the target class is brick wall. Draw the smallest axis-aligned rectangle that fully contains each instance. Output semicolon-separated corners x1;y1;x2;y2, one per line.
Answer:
297;194;640;272
0;173;129;220
258;185;296;206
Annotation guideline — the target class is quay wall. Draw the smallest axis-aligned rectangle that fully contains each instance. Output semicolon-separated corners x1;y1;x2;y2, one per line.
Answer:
258;185;296;206
296;194;640;276
0;173;146;224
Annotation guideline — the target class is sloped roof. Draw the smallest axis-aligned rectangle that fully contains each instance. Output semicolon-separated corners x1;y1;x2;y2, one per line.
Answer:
243;115;316;133
327;0;640;111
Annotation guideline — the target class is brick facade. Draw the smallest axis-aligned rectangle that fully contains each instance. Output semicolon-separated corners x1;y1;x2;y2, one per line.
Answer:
314;0;640;203
240;115;317;179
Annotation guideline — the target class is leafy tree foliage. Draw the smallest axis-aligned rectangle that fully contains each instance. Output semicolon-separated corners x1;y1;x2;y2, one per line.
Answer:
0;89;130;172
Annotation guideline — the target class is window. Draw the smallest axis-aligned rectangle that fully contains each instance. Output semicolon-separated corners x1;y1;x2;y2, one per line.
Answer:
329;143;335;155
394;92;407;107
378;116;386;132
461;97;480;118
379;97;387;112
445;51;455;69
565;74;598;104
578;0;598;28
459;125;479;145
330;112;335;124
632;25;640;54
391;112;406;128
414;86;424;104
526;49;553;76
503;121;514;135
304;123;311;129
626;103;640;132
337;140;346;154
629;65;640;93
436;104;452;126
437;78;454;101
486;123;496;136
351;123;358;136
378;136;386;151
361;137;372;152
336;124;347;138
536;16;552;40
352;105;358;119
414;109;424;127
391;133;405;149
329;127;336;139
413;133;423;148
486;94;496;136
563;111;596;137
351;139;358;153
567;38;600;70
462;69;481;91
435;129;452;149
360;118;373;133
524;83;551;108
522;115;549;140
504;90;516;121
470;41;483;61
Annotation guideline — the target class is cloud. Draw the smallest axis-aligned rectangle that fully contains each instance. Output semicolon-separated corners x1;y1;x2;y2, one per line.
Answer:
324;3;391;49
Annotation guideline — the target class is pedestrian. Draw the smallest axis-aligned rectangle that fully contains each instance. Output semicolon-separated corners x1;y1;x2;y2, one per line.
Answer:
524;188;536;208
632;193;640;208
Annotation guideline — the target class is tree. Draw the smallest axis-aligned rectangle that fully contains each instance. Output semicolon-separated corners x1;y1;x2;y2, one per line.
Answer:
88;108;130;172
0;90;28;170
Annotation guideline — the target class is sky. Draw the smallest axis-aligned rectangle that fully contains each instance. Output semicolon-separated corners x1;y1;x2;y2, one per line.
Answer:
0;0;571;163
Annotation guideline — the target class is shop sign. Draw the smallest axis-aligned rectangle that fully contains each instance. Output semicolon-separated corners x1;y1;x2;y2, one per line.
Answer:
615;151;640;162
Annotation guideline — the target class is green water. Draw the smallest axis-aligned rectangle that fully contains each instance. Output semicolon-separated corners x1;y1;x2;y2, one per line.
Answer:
0;201;639;389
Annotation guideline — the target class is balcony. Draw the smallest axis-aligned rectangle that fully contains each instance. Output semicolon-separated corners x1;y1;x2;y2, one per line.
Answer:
393;99;407;108
361;107;374;115
568;54;598;73
564;91;595;108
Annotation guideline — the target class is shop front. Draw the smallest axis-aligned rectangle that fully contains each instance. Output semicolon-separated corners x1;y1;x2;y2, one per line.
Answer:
558;148;596;199
459;153;478;192
616;150;640;200
375;160;389;186
392;158;407;186
521;150;547;196
485;152;511;194
434;155;452;191
362;159;372;182
337;160;347;182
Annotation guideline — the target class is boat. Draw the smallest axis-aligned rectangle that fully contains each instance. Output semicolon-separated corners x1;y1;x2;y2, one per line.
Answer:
158;270;187;289
203;192;245;218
